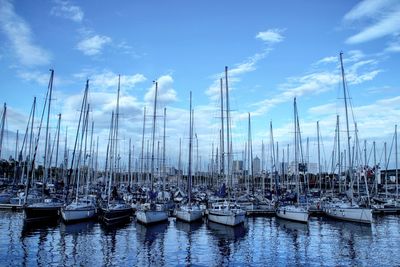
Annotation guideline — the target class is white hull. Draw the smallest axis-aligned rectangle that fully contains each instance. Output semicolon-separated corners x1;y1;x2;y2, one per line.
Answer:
61;200;96;222
276;206;309;223
136;210;168;224
61;207;96;222
324;206;373;224
175;208;203;222
208;210;245;226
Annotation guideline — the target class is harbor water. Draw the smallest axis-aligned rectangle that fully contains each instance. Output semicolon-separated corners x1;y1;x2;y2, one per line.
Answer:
1;211;400;266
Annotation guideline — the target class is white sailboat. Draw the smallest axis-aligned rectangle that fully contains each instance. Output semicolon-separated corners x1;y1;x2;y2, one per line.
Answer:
207;66;246;226
323;52;372;224
100;76;132;225
276;98;309;223
136;81;168;224
61;80;96;223
175;91;203;223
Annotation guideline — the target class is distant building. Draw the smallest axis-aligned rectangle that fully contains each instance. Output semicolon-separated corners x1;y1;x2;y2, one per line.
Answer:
253;156;261;175
233;160;244;172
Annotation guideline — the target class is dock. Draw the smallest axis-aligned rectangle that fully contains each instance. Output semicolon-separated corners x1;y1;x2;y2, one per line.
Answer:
0;203;23;211
246;209;275;216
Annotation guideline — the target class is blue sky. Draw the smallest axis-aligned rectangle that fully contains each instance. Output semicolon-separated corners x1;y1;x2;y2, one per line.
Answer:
0;0;399;171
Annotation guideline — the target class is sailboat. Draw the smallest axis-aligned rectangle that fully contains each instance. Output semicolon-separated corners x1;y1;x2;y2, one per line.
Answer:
24;69;64;222
135;81;168;224
207;66;246;226
175;91;203;222
61;80;96;223
100;75;132;225
322;52;372;224
276;98;309;223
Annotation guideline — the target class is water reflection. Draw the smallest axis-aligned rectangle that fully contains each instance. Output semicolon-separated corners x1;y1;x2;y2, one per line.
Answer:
275;217;309;233
136;220;169;266
207;221;247;266
174;219;203;266
59;220;95;235
175;219;202;234
1;211;400;266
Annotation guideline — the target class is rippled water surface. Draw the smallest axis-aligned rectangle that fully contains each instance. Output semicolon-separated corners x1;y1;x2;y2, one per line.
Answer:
1;211;399;266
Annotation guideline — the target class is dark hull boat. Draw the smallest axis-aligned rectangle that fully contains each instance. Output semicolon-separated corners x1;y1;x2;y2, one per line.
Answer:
100;202;132;226
24;198;63;222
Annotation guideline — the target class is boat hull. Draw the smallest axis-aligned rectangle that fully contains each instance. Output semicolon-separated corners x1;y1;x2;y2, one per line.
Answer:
61;206;96;222
323;206;373;224
101;206;132;225
24;204;62;222
276;207;309;223
207;210;245;226
136;210;168;224
175;209;203;222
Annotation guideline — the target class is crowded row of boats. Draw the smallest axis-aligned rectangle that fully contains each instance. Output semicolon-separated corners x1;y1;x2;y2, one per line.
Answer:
0;53;399;231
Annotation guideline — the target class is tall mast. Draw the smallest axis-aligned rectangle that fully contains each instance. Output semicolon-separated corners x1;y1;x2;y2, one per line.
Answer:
188;92;193;205
150;82;158;192
114;75;121;187
270;121;275;191
0;103;7;159
248;113;254;194
128;138;132;186
178;137;181;188
394;124;399;199
28;98;36;180
55;113;61;181
66;80;88;202
43;69;54;188
339;52;353;196
373;141;377;194
317;121;321;191
294;98;299;203
337;115;341;192
225;66;231;194
140;107;146;185
162;108;166;200
219;78;225;177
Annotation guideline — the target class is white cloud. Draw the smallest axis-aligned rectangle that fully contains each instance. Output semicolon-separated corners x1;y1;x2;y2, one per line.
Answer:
206;51;269;100
76;35;112;56
17;70;51;86
50;0;84;22
87;71;146;92
144;75;177;104
343;0;395;21
256;28;285;43
385;38;400;52
0;0;51;66
315;56;337;65
344;0;400;44
252;52;382;117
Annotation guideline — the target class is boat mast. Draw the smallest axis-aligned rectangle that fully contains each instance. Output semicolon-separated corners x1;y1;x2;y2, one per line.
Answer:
317;121;321;191
43;69;54;192
225;66;231;196
339;52;354;199
188;92;193;205
65;79;88;203
113;75;121;192
178;137;181;188
55;113;61;181
294;98;300;203
162;107;166;201
394;124;399;199
219;78;225;182
337;115;341;193
150;81;158;192
0;103;6;159
248;113;254;194
140;107;146;185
